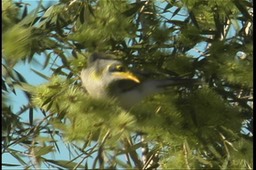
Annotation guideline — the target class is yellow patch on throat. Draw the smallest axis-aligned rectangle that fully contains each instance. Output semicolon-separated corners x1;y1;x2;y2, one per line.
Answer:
91;69;103;80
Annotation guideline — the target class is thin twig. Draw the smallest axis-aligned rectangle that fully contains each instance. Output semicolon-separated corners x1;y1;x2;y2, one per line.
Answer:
29;112;55;169
124;137;142;169
141;135;148;165
183;142;190;170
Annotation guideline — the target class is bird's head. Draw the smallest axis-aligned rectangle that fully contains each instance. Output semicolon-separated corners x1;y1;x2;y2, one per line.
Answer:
81;53;141;98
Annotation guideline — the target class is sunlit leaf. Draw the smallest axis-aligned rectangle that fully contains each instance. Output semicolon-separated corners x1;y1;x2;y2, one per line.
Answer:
31;68;50;80
34;146;54;157
45;159;86;169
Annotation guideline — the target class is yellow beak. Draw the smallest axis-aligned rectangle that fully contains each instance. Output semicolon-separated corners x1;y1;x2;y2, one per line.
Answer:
112;72;140;83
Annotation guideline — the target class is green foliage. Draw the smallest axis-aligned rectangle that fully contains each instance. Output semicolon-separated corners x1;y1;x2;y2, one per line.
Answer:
68;1;135;51
2;0;20;31
3;25;33;64
31;76;136;144
163;54;196;76
2;0;253;169
178;88;242;130
205;41;253;87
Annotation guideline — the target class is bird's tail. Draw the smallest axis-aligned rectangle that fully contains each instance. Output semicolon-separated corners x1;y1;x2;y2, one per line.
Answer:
155;77;201;88
140;78;201;99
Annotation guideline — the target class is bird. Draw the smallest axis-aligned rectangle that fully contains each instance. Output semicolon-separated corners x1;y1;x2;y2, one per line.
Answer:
80;52;199;109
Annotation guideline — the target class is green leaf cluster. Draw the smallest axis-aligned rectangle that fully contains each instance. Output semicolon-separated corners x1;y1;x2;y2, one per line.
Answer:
3;25;33;63
2;0;20;30
68;1;135;51
31;76;136;143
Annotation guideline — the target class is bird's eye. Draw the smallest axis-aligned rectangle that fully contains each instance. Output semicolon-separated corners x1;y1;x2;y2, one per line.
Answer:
109;64;126;72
